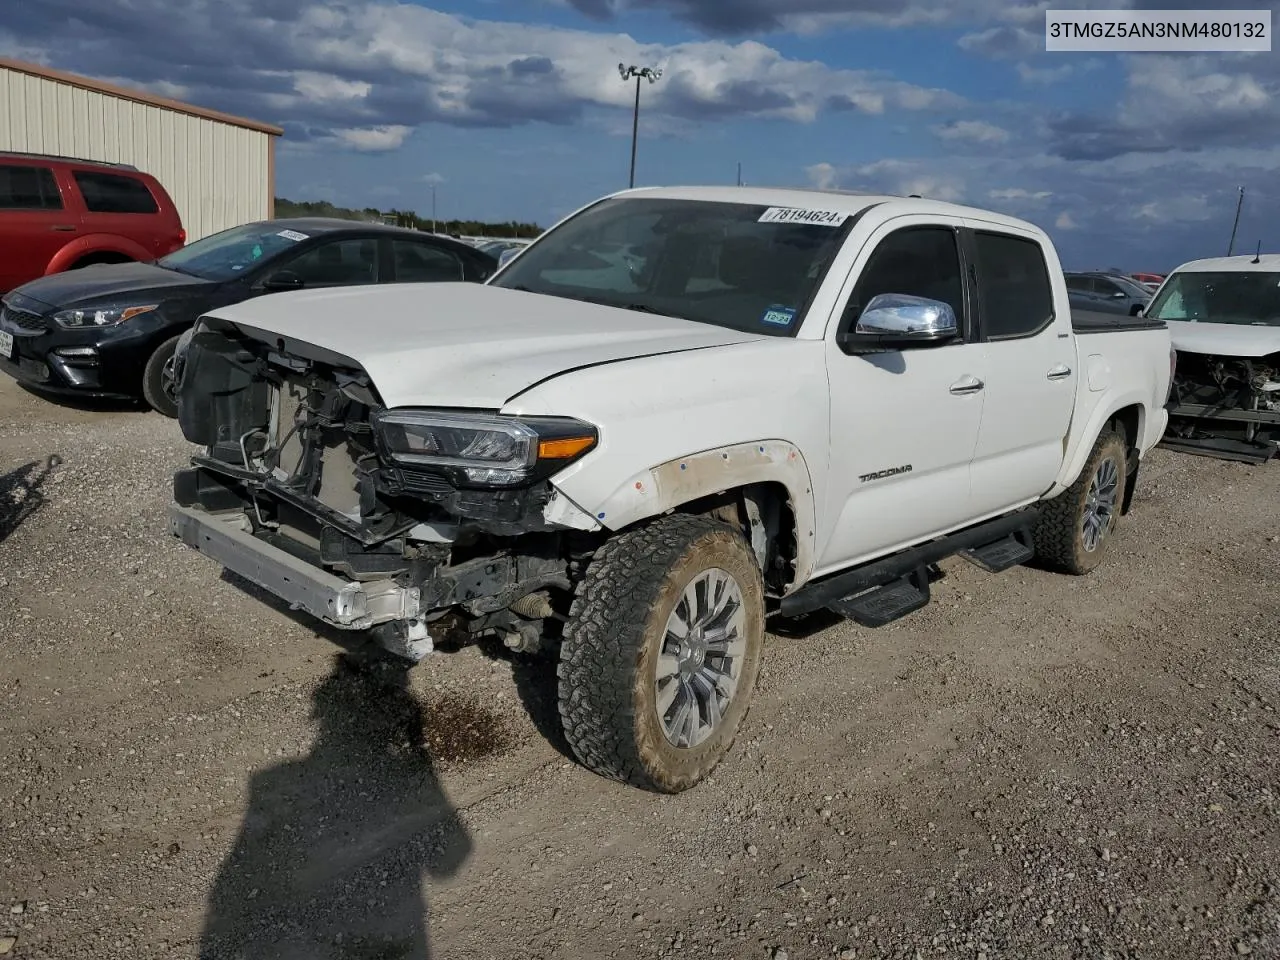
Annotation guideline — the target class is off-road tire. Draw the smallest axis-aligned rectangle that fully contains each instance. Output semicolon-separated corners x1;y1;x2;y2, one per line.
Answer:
142;334;183;418
558;514;765;793
1033;429;1128;575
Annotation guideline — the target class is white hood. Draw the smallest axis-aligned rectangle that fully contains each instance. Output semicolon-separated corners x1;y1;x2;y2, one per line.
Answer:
205;283;765;408
1167;319;1280;358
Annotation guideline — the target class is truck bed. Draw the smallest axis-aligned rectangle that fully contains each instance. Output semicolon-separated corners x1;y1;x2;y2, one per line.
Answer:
1071;309;1166;334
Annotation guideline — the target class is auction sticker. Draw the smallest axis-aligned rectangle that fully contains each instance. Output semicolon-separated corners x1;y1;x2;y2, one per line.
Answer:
758;206;848;226
277;229;309;242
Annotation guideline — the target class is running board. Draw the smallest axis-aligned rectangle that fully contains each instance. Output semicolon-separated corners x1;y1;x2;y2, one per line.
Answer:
829;566;931;627
959;529;1035;573
780;508;1040;620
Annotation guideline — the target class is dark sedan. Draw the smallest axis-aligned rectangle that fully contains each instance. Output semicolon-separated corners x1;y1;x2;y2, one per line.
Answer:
0;217;497;416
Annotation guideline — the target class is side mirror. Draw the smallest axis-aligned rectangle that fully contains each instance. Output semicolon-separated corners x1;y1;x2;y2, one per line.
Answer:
842;293;958;351
1112;290;1127;298
263;270;305;291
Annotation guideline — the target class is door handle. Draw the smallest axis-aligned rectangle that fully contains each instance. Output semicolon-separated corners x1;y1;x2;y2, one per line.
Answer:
1047;364;1072;381
949;375;984;396
50;225;77;232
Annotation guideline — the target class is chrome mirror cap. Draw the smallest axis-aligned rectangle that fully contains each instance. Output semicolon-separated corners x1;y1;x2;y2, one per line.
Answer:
854;293;958;340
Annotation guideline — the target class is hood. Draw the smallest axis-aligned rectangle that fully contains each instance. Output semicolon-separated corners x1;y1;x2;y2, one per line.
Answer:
1166;319;1280;358
207;282;766;409
13;261;211;309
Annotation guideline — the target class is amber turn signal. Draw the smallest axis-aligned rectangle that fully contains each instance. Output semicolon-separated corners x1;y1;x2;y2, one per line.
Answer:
537;436;595;459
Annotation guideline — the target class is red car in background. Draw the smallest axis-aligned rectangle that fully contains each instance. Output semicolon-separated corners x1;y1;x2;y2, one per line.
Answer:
0;152;185;294
1130;272;1165;291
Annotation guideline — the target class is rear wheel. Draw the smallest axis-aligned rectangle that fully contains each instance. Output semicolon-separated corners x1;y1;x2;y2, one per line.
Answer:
141;334;183;418
1033;429;1128;574
558;514;765;793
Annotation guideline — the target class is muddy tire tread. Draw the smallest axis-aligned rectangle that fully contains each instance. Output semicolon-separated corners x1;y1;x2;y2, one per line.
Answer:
557;514;749;792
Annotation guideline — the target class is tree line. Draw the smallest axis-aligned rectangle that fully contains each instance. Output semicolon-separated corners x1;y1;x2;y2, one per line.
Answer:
274;197;543;238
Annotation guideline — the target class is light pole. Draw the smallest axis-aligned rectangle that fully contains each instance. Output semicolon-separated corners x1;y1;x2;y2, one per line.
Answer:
618;63;662;189
431;184;437;234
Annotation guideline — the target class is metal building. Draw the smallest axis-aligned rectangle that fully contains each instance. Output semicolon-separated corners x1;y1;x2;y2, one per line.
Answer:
0;58;283;241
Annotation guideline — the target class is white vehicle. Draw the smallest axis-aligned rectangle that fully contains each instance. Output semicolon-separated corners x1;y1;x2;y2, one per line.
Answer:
1146;254;1280;462
169;187;1173;792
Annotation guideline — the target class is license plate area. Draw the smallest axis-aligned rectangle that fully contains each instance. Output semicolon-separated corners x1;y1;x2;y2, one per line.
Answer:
0;330;13;359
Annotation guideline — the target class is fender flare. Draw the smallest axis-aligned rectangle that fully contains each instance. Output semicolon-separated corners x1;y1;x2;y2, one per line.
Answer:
45;234;152;274
1050;394;1149;496
586;439;820;586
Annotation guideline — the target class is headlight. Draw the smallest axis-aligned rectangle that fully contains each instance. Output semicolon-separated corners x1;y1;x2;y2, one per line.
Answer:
373;410;598;487
53;304;159;329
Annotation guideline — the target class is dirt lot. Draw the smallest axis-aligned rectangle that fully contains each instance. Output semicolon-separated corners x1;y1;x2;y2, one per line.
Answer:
2;375;1278;960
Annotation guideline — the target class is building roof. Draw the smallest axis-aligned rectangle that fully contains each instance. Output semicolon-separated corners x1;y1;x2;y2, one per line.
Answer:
0;58;284;137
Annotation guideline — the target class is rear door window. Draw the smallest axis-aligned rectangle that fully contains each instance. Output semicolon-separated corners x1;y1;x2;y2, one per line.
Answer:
0;165;63;210
971;231;1055;339
391;240;465;282
73;171;159;214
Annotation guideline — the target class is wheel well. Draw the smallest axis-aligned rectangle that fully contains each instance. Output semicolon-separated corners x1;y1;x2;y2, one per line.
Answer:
71;251;133;269
670;482;798;594
1109;404;1143;515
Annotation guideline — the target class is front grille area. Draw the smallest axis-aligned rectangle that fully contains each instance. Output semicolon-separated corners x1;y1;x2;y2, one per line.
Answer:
1;305;48;331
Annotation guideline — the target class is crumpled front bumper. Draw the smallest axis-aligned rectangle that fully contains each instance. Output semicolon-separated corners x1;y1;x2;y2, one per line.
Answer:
169;505;432;657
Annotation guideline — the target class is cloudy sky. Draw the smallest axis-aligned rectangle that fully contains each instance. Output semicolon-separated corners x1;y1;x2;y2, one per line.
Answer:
3;0;1278;269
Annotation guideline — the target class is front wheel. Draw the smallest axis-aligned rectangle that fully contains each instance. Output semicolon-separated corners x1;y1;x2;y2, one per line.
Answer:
558;514;765;793
141;334;183;418
1033;429;1128;575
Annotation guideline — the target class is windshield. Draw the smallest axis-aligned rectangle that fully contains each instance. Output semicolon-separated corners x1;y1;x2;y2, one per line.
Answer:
1146;271;1280;326
489;197;853;337
158;223;317;281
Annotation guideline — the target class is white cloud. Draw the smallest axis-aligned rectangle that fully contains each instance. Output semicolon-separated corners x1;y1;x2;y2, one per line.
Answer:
1017;62;1075;85
1132;195;1213;224
1055;211;1078;230
990;188;1053;202
333;125;414;151
0;0;968;144
805;161;839;190
934;119;1010;144
422;172;447;185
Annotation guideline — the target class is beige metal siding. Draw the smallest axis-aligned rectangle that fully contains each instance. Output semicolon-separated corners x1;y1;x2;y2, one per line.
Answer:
0;66;271;241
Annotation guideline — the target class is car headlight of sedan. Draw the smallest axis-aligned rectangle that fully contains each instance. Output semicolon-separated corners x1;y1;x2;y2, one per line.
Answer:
52;304;159;329
372;410;598;487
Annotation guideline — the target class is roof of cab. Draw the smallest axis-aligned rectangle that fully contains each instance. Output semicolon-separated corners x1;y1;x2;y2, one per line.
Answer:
608;184;1046;235
1169;254;1280;273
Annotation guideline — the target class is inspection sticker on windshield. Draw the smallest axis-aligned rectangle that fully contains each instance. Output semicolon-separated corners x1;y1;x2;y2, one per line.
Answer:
761;305;797;327
758;206;848;227
276;229;309;242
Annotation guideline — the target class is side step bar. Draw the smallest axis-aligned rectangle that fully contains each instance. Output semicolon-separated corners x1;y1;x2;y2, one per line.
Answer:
780;509;1040;622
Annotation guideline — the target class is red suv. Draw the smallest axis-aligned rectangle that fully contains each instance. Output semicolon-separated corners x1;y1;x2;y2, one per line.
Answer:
0;152;186;294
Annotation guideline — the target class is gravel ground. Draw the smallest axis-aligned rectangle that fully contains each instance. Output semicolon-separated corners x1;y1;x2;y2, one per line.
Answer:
1;375;1278;960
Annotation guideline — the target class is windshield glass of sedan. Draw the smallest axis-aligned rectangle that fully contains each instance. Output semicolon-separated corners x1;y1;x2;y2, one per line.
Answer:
1146;271;1280;326
489;197;853;336
158;223;315;281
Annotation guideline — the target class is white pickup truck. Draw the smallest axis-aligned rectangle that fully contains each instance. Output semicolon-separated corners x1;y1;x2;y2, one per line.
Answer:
169;186;1173;792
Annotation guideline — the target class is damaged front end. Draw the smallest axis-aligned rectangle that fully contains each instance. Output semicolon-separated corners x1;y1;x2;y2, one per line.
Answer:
1163;351;1280;463
169;319;604;661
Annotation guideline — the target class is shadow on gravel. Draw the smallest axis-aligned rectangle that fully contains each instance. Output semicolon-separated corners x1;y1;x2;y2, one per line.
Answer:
0;454;61;545
222;568;575;762
199;653;471;960
767;609;844;639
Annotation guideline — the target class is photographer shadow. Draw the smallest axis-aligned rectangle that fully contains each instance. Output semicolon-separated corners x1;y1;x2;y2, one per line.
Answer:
199;653;471;960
